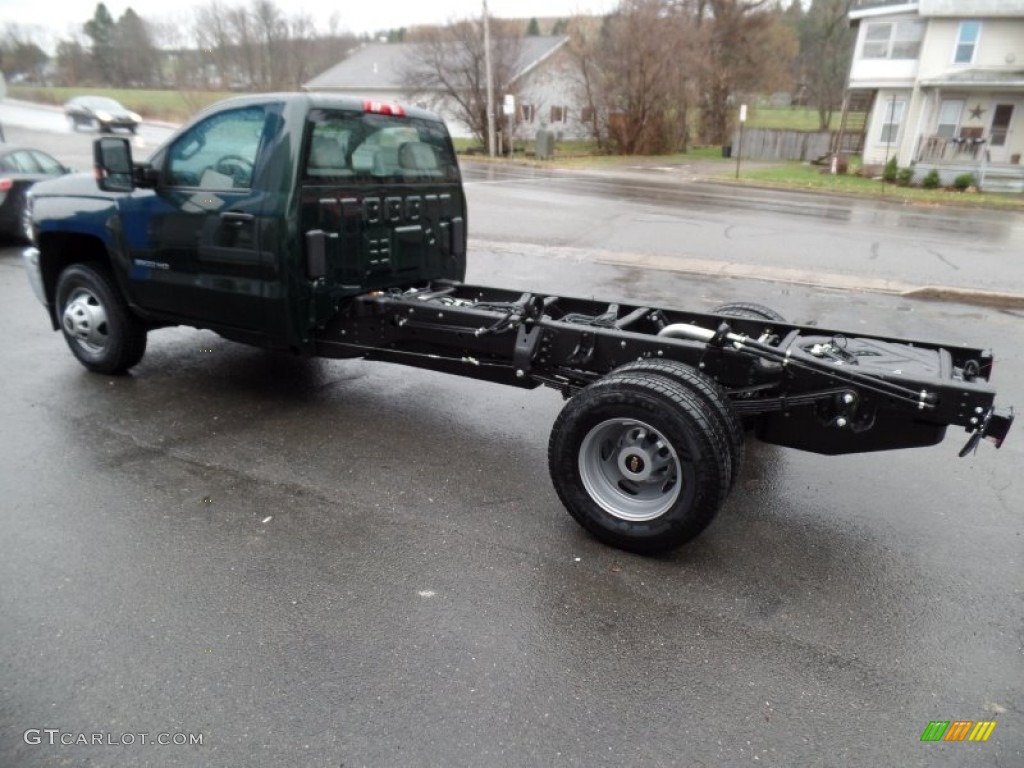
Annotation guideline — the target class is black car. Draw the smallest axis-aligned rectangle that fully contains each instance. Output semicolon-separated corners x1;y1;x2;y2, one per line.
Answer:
0;146;71;240
65;96;141;134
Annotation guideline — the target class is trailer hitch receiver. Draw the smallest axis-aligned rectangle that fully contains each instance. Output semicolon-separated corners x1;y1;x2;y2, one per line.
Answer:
959;406;1014;457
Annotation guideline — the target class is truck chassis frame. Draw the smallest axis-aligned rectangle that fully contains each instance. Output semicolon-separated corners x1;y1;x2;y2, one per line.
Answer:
306;281;1013;552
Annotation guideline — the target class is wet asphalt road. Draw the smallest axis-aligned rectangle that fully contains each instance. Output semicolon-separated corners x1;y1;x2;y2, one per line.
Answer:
461;164;1024;298
2;246;1022;768
2;100;1023;767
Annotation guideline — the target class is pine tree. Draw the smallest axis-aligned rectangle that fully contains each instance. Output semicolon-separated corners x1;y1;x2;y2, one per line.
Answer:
84;3;117;84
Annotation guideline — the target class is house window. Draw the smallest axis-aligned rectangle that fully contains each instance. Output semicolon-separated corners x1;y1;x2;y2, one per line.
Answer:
861;20;923;60
550;105;569;123
954;21;981;64
936;99;964;138
580;107;594;124
879;99;905;143
519;104;535;123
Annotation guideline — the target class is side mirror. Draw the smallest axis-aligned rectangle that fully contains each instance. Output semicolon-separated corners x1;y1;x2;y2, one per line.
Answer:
93;137;134;192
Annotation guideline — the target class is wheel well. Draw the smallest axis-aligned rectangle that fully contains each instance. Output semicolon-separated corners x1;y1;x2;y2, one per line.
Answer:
37;232;111;326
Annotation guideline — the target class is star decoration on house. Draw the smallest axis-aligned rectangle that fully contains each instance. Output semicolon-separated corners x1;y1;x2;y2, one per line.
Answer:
969;104;986;120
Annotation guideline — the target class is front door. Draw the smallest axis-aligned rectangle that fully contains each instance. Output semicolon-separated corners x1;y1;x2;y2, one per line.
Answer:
988;104;1015;163
154;105;272;331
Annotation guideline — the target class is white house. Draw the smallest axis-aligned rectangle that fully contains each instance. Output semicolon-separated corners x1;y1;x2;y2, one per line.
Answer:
303;37;589;142
847;0;1024;191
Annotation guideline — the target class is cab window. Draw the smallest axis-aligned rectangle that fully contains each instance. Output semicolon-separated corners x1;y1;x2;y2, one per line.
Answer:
167;107;267;189
303;109;459;183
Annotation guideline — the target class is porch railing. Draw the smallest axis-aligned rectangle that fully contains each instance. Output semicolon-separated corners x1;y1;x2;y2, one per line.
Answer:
915;136;986;163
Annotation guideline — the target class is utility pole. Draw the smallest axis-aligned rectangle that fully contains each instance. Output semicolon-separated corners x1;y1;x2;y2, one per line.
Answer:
483;0;496;157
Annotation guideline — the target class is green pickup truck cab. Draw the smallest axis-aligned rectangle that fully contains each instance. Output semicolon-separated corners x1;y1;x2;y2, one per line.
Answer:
24;93;467;372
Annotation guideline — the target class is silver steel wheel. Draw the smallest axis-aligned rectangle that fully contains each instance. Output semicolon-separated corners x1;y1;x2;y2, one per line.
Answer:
62;287;110;353
578;418;682;522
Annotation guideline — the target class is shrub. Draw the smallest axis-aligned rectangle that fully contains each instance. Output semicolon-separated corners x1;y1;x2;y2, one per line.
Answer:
953;173;975;191
882;156;899;183
922;169;941;189
896;167;914;187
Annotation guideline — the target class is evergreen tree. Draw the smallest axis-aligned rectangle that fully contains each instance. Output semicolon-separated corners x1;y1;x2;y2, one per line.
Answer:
116;8;156;87
84;3;117;84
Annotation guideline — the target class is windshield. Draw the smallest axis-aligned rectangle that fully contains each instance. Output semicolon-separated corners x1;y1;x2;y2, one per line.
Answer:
81;97;124;110
303;109;459;183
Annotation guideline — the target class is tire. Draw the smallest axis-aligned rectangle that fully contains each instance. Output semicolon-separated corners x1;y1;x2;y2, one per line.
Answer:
608;359;744;489
56;263;147;374
711;302;786;322
548;372;730;554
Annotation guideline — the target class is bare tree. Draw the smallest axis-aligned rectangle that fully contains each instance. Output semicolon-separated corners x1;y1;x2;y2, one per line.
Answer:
799;0;855;130
693;0;798;145
252;0;287;89
0;24;50;82
55;37;94;85
151;16;210;111
566;2;702;155
402;17;525;150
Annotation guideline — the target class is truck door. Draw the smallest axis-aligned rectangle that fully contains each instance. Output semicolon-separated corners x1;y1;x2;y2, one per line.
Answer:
156;105;272;331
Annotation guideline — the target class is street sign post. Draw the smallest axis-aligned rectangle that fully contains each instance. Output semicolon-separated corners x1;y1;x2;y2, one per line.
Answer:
736;104;747;180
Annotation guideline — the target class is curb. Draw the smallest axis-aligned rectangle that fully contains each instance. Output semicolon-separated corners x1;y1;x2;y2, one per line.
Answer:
902;286;1024;310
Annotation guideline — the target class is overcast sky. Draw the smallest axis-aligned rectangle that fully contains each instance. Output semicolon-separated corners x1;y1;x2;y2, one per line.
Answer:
1;0;621;50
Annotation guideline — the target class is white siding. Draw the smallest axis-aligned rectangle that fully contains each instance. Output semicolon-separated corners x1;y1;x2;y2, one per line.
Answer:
863;88;915;165
849;58;919;86
513;49;590;141
920;0;1024;17
918;19;1024;75
848;14;923;87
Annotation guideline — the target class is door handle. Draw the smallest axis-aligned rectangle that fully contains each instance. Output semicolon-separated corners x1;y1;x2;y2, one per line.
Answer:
221;211;254;225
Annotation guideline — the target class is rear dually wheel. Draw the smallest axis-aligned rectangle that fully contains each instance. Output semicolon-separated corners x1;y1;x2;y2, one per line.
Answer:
548;373;730;554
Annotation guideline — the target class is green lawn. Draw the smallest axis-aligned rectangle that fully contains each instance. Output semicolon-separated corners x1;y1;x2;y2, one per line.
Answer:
728;161;1024;209
9;86;237;122
743;106;840;131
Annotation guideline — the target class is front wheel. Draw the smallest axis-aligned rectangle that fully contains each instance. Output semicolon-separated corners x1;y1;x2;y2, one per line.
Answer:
56;263;147;374
548;373;730;554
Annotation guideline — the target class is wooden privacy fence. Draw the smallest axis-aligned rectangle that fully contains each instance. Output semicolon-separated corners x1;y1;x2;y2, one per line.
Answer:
730;128;833;161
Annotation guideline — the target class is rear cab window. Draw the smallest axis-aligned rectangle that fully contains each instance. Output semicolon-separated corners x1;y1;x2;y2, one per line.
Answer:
302;108;460;184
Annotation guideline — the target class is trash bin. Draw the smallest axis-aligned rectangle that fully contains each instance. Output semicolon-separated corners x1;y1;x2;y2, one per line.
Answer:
535;128;554;160
722;145;732;158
